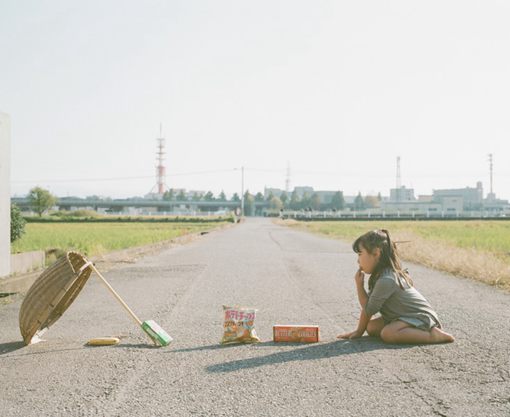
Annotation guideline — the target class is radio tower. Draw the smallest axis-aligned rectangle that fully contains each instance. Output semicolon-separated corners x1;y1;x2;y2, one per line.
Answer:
153;123;167;196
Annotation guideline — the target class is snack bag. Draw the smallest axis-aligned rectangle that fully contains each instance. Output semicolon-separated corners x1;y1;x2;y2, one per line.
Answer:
221;305;260;344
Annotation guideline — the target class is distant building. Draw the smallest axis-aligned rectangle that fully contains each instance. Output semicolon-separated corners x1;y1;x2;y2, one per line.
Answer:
433;182;483;210
314;191;337;204
418;195;433;202
381;200;443;214
390;186;415;202
484;196;509;214
382;185;462;215
439;197;464;213
486;192;497;202
380;181;510;215
293;186;315;198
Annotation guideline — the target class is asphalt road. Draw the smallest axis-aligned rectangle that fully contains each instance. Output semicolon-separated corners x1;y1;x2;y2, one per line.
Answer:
1;218;509;417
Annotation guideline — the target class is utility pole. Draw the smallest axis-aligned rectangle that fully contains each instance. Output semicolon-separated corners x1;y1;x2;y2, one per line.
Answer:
488;153;494;199
396;156;401;202
156;123;166;196
285;161;291;193
241;166;245;216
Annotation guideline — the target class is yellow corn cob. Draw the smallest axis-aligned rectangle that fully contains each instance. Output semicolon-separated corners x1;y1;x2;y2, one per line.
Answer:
86;337;120;346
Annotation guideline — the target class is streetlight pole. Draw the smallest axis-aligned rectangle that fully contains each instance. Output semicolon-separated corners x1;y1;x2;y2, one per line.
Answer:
234;166;245;217
241;166;245;216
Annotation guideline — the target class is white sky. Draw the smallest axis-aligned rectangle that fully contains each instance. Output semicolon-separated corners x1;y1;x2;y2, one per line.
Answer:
1;1;510;199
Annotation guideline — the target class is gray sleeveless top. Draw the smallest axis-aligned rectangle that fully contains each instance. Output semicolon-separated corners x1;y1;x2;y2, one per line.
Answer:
365;268;442;330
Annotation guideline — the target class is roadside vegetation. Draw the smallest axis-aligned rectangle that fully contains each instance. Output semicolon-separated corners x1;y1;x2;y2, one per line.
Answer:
11;217;232;260
281;220;510;289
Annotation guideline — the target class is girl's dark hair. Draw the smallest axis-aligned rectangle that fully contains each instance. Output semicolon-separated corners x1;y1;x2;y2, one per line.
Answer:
352;229;413;291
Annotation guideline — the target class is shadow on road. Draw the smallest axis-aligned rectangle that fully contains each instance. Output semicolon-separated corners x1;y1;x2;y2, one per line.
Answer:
0;341;25;355
205;337;412;373
111;343;161;350
172;343;254;353
0;343;88;359
0;340;160;357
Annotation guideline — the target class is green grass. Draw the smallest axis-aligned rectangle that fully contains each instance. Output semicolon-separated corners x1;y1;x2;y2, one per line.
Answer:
11;222;227;257
290;220;510;257
283;220;510;288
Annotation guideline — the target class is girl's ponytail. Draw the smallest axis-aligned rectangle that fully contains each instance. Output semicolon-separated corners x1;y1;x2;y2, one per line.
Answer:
381;229;392;254
381;229;412;289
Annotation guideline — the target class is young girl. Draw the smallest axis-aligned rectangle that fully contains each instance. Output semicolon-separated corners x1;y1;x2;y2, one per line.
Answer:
337;229;454;344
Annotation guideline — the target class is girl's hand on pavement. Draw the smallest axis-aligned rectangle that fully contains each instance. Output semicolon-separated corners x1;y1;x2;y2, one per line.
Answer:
337;330;364;340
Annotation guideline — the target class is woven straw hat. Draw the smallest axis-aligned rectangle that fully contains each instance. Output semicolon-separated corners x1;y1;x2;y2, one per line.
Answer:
19;251;92;345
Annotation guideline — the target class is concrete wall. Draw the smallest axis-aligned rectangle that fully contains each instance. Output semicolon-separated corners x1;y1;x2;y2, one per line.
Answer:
10;251;45;275
0;112;10;278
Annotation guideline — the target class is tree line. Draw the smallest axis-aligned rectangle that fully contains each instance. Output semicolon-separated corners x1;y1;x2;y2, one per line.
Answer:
165;188;382;211
163;189;348;211
17;186;384;221
163;189;383;215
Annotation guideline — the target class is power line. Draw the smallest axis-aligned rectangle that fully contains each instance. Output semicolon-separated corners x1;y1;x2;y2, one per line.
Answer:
169;169;235;177
11;167;510;185
11;175;154;184
244;168;285;174
11;169;238;184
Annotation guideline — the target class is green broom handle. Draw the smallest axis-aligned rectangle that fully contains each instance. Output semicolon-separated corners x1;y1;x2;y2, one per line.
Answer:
88;263;143;327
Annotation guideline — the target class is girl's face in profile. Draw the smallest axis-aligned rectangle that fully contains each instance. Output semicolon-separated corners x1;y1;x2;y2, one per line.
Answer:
357;245;381;274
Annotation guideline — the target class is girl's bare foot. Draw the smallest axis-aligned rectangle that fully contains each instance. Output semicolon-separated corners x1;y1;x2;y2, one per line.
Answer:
430;327;455;343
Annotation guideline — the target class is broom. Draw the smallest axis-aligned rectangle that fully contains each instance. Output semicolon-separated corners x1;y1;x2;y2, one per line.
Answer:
87;262;173;347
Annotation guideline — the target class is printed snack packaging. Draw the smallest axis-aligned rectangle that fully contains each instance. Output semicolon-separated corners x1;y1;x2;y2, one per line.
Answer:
273;325;320;343
221;305;260;345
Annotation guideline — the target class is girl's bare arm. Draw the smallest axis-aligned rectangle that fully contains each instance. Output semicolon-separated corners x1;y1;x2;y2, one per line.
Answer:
355;269;368;308
337;270;371;339
355;308;371;335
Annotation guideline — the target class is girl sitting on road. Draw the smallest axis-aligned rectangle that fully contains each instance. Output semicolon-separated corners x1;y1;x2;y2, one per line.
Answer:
338;229;454;344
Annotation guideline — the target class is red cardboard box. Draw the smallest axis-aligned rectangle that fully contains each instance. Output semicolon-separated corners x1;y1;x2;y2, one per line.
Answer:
273;325;320;343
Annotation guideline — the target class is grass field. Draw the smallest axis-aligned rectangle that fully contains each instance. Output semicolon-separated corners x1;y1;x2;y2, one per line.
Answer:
11;221;228;258
281;220;510;289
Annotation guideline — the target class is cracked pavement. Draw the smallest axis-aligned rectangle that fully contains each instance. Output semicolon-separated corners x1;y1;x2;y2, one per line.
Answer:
1;218;509;417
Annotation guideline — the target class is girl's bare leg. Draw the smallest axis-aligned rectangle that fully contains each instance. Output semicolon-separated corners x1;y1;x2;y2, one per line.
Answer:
366;317;385;337
380;321;455;344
